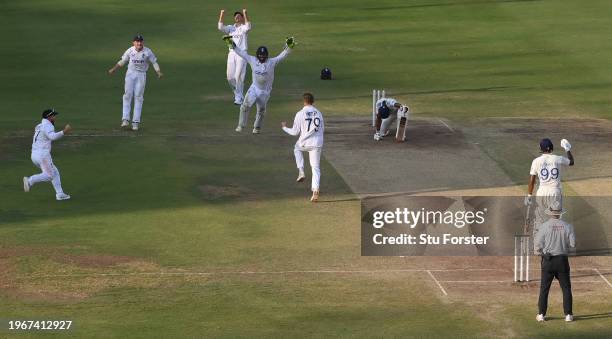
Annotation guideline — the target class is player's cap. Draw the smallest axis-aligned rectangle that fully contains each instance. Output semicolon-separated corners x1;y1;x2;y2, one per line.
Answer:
133;34;144;42
42;108;59;119
545;201;567;216
539;138;553;152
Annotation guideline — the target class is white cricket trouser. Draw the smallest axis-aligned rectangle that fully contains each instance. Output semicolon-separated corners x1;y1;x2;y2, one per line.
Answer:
294;145;322;191
123;70;147;123
380;114;397;135
28;152;64;194
226;51;247;103
239;86;270;129
533;186;563;236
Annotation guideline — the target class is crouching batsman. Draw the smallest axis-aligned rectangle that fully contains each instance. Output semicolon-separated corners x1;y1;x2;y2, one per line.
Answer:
373;96;409;141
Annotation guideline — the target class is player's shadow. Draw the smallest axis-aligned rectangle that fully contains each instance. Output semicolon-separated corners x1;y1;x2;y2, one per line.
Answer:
573;312;612;321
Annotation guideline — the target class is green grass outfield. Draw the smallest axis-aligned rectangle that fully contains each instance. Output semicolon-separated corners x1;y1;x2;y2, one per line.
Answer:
1;0;612;337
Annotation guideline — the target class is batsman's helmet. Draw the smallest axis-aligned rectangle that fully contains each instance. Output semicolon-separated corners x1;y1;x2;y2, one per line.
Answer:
42;108;59;119
320;67;332;80
256;46;269;62
378;101;391;119
540;138;553;153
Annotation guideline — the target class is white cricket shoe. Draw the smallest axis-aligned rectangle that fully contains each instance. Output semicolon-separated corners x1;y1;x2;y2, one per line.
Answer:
536;314;545;322
121;120;130;128
131;123;139;131
296;173;305;182
565;314;573;322
310;191;319;202
374;133;382;141
56;193;71;201
252;127;260;134
23;177;30;192
235;126;243;133
382;130;391;137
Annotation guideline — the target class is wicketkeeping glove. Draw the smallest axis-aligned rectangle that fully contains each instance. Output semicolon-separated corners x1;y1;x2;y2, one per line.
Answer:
560;138;571;151
222;35;235;49
524;194;532;206
285;36;296;48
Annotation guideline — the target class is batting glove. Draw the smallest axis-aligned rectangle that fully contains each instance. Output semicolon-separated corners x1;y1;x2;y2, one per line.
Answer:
222;35;235;49
560;138;571;152
285;36;297;48
524;194;532;206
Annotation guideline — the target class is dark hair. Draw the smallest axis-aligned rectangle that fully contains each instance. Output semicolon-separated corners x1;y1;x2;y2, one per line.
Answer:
303;93;314;104
234;11;243;17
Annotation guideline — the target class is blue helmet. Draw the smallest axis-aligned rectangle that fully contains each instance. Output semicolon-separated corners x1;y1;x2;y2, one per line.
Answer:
378;101;390;119
540;138;553;152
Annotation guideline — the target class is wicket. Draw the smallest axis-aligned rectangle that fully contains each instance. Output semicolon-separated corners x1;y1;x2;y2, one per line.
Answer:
372;89;385;127
514;234;530;282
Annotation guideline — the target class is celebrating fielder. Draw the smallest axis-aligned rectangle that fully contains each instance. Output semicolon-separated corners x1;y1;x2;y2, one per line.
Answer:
218;9;251;105
23;109;72;201
223;36;295;134
373;97;409;141
108;34;163;131
281;93;324;202
525;138;575;238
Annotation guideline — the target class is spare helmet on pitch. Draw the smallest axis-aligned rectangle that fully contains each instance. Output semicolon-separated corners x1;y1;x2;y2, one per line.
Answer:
320;67;332;80
540;138;553;152
256;46;269;62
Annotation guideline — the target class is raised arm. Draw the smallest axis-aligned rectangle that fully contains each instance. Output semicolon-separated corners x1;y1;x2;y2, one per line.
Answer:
242;9;249;24
217;10;232;33
270;46;291;64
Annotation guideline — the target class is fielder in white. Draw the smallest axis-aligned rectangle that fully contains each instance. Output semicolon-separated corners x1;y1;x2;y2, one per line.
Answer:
223;36;296;134
23;109;72;201
373;97;408;141
218;9;251;105
281;93;324;202
108;34;163;131
525;138;575;238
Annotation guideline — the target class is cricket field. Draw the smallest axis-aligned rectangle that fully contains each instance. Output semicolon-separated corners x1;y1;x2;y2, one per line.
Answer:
1;0;611;337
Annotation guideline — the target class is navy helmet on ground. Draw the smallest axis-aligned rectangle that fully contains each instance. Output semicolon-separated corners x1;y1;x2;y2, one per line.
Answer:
378;101;390;119
320;67;332;80
256;46;269;63
540;138;554;153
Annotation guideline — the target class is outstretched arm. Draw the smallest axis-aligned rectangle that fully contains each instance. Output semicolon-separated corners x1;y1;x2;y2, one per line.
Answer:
281;113;301;136
271;46;291;64
108;51;129;75
566;150;574;166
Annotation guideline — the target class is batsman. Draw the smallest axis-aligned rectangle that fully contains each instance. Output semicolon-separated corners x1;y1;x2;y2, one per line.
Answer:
373;96;409;141
525;138;575;239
